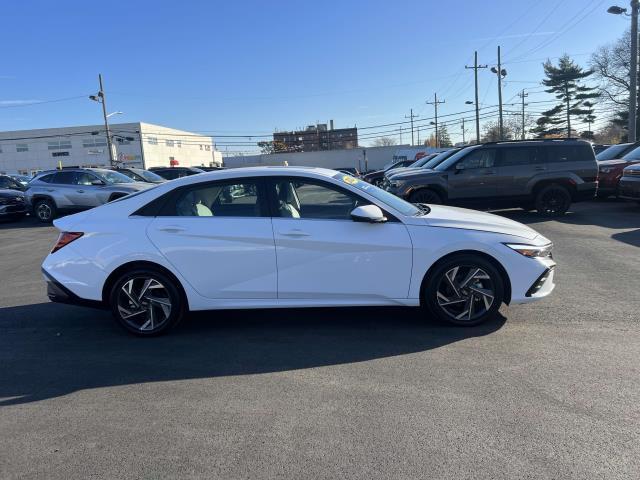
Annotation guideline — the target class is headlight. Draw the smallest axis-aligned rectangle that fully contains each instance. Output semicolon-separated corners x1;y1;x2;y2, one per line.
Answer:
505;243;553;258
599;167;613;174
389;180;403;189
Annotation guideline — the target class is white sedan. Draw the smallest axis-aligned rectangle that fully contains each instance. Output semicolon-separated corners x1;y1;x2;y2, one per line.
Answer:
42;167;556;336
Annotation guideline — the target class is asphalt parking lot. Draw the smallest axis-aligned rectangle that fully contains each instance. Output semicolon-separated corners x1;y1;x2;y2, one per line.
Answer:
1;200;639;479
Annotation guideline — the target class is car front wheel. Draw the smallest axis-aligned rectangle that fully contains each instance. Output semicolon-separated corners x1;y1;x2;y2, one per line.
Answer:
410;188;442;204
109;268;185;336
424;254;504;326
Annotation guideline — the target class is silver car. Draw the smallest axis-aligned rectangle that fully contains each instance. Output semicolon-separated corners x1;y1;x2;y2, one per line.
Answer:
26;168;153;222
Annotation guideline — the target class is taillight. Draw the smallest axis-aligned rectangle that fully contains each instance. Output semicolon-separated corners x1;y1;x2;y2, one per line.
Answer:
51;232;83;254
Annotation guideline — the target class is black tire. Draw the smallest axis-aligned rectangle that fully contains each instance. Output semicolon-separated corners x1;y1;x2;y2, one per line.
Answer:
410;188;443;205
423;254;504;327
109;267;185;336
33;198;56;223
534;184;571;216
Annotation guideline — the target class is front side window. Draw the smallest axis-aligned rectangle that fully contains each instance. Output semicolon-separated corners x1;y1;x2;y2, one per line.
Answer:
274;179;365;220
75;172;100;185
457;149;497;169
173;181;262;217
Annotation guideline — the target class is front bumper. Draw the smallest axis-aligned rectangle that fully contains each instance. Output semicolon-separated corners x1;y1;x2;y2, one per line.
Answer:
619;176;640;200
0;203;28;216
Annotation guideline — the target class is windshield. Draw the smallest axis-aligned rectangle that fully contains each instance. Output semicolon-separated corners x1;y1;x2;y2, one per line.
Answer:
434;146;478;171
408;155;436;168
333;172;421;216
131;169;165;182
422;149;459;169
597;143;632;161
94;169;136;184
621;145;640;160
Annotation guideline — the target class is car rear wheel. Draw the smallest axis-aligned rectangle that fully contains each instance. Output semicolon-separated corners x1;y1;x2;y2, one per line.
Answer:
424;254;504;326
410;188;442;205
34;199;56;223
535;184;571;216
109;268;185;336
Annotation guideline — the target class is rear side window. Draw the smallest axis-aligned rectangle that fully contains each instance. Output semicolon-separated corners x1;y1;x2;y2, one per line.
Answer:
38;174;55;183
547;145;594;163
499;147;545;167
52;171;77;184
162;180;265;217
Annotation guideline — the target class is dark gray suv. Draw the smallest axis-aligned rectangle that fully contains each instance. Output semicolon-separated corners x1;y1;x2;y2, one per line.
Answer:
384;139;598;215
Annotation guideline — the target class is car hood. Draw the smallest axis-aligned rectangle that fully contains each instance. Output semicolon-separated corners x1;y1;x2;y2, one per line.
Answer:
388;168;441;181
598;159;631;167
0;188;25;198
624;163;640;172
405;204;541;240
111;182;153;192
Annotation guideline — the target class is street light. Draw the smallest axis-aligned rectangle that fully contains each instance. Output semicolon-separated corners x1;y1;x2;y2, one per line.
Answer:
106;111;124;119
608;2;639;141
465;100;474;105
89;74;117;166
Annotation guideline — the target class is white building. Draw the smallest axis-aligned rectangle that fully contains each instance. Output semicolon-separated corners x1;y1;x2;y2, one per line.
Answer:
0;122;222;175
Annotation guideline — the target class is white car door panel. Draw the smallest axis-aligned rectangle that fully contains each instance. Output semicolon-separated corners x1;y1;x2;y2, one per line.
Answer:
272;219;413;300
147;217;277;299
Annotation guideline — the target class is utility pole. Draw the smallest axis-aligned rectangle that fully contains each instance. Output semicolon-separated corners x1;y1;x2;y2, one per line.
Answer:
466;51;488;144
631;0;639;141
518;89;529;139
405;109;420;145
490;46;507;140
98;74;115;166
565;82;571;137
399;126;403;144
426;93;446;147
461;118;466;144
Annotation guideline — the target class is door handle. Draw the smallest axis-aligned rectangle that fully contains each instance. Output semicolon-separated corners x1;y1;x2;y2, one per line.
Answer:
76;189;85;193
157;226;186;233
280;229;311;238
535;166;546;171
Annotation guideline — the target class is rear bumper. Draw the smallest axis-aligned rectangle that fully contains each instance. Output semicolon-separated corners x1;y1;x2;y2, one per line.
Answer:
574;182;597;202
42;269;105;309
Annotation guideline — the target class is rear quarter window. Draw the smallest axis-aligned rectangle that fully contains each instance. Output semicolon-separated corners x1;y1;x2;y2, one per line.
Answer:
546;145;595;163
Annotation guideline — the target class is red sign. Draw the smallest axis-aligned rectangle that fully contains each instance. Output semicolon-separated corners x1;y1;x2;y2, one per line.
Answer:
169;158;180;166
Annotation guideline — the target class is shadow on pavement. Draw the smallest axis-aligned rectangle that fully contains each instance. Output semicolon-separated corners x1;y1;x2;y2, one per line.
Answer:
0;302;505;406
497;200;640;230
0;215;49;230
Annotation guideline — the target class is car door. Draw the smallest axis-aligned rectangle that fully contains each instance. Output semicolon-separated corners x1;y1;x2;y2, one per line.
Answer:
146;178;277;299
493;146;542;197
50;171;81;209
269;177;413;301
73;171;105;207
446;148;500;202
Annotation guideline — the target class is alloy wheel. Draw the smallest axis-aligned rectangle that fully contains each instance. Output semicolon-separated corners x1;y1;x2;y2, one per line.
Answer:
36;202;52;221
117;277;172;332
436;266;495;322
539;188;569;215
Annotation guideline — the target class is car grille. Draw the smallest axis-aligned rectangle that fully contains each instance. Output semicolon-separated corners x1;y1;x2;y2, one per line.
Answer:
0;196;24;206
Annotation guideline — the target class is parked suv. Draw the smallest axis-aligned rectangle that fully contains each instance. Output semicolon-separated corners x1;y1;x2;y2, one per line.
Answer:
362;159;420;186
619;163;640;202
26;168;153;222
384;139;597;215
597;144;640;198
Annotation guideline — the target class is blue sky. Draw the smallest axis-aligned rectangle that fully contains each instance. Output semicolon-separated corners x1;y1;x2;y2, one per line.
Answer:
0;0;628;152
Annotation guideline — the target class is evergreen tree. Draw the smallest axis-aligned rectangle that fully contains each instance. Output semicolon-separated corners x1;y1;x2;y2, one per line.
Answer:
437;125;452;147
532;55;599;138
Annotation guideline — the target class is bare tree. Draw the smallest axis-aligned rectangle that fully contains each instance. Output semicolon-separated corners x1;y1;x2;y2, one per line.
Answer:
372;136;398;147
590;30;631;108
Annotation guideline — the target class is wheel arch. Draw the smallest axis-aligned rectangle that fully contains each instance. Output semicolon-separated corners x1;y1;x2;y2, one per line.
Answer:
101;260;190;309
30;193;56;205
419;250;512;305
531;178;577;200
408;184;448;201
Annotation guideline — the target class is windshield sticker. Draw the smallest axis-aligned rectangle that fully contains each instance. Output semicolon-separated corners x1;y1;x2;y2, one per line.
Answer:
342;175;358;185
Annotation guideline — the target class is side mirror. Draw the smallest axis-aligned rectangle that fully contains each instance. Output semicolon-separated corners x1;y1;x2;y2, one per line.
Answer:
91;179;105;186
350;204;387;223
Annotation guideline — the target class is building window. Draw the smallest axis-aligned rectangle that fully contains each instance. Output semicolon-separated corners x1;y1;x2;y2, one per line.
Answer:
16;144;28;152
166;140;174;147
116;137;131;145
82;137;107;148
204;144;211;151
199;144;203;150
176;140;182;148
0;145;3;153
148;137;158;145
48;140;72;150
52;151;69;157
